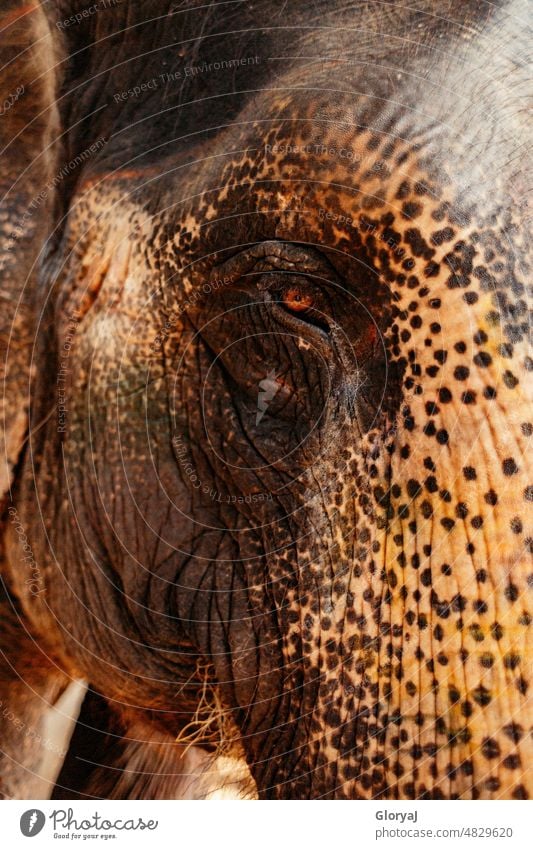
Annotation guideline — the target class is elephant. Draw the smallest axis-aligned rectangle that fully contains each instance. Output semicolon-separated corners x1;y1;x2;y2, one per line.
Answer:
0;0;531;800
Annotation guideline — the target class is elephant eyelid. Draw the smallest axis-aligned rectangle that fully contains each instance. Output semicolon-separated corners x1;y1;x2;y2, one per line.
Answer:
279;301;331;335
211;240;338;296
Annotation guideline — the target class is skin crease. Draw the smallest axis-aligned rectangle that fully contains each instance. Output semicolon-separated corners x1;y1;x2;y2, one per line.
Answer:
0;0;531;799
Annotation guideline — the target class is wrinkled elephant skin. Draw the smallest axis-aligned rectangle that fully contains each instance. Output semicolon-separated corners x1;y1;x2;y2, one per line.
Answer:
0;0;531;800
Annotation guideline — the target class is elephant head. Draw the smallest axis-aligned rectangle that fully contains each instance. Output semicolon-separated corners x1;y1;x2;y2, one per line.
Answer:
0;0;531;799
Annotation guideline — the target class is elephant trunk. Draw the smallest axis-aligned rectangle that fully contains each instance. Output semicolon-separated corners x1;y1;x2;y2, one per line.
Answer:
235;412;531;799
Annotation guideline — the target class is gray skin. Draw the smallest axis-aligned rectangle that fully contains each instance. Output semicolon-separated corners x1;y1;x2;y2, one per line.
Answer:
0;0;531;799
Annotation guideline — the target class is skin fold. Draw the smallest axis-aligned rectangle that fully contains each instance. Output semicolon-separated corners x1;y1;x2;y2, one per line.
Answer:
0;0;531;799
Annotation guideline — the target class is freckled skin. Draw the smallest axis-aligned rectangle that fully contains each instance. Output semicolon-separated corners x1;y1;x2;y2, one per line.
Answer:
0;0;531;799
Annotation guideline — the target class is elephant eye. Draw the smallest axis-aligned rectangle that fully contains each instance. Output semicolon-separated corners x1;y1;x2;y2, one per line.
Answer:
266;276;331;336
281;286;314;313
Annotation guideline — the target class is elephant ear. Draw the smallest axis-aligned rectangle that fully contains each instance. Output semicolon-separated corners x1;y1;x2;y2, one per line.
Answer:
0;2;61;499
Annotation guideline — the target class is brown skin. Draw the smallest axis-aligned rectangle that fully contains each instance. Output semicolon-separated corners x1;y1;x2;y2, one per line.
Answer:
0;0;531;798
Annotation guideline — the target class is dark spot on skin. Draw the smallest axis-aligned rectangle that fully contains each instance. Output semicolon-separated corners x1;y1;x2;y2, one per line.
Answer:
424;261;440;277
434;624;443;640
430;227;454;246
452;593;467;613
503;723;523;743
512;786;529;800
414;180;431;196
502;458;519;475
425;476;438;494
454;366;469;380
473;686;492;707
470;624;484;642
404;228;435;260
420;568;432;587
481;738;500;758
516;677;528;695
504;583;519;602
420;501;432;519
503;370;519;389
491;622;504;640
502;754;521;770
448;686;460;703
401;201;422;219
473;351;492;368
461;760;474;777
